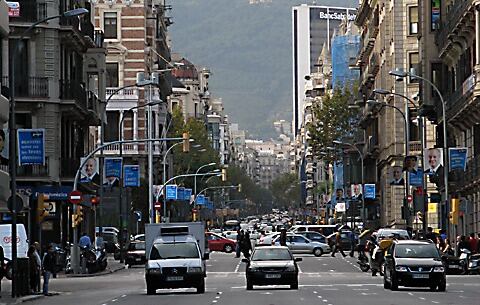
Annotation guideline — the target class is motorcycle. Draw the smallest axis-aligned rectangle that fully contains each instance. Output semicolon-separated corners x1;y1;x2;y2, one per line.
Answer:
458;248;471;275
357;252;370;272
467;253;480;275
80;246;107;274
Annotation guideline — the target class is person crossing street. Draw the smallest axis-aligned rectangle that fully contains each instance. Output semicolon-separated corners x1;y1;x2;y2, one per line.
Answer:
331;232;346;257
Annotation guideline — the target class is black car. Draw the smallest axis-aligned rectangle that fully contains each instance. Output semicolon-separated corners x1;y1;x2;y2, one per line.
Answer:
383;240;446;291
243;246;301;290
125;241;146;267
441;254;465;274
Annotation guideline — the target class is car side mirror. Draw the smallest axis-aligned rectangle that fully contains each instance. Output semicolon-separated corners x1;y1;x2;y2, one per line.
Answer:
203;253;210;260
242;258;250;263
295;257;302;262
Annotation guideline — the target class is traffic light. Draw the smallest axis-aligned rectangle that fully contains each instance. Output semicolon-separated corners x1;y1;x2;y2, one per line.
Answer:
237;184;242;192
90;196;100;206
182;132;190;152
37;193;48;223
450;198;459;225
221;168;227;182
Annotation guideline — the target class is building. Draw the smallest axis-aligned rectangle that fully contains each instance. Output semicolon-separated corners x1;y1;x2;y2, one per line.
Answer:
0;0;9;208
4;0;106;246
331;21;360;89
292;4;357;137
425;0;480;235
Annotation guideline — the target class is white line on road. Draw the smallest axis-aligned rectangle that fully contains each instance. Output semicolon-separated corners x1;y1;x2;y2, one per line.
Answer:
212;301;218;303
322;300;328;303
353;288;369;291
432;301;439;304
234;260;242;273
318;295;322;299
121;295;126;298
408;293;414;296
322;288;339;291
361;292;377;296
216;296;220;299
297;264;303;273
313;291;318;294
419;297;426;300
112;299;118;302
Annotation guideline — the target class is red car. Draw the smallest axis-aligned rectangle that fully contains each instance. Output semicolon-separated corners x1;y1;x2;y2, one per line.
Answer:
206;232;236;253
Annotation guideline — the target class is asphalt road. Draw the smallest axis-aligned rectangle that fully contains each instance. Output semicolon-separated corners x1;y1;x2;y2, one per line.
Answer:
26;251;480;305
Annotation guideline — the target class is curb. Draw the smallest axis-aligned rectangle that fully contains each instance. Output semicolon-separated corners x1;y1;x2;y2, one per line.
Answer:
7;292;60;304
65;265;126;278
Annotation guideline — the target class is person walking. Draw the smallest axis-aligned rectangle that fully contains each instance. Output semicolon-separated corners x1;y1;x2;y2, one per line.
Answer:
279;229;287;247
331;232;346;258
28;246;41;294
242;231;252;258
42;245;56;296
468;233;478;254
79;233;92;249
235;229;243;258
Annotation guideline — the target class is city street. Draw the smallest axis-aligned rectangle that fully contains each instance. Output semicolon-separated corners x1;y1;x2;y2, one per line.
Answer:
22;252;480;305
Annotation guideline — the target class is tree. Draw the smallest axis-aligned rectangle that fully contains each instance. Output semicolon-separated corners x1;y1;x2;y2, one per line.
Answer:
270;173;301;209
308;86;360;163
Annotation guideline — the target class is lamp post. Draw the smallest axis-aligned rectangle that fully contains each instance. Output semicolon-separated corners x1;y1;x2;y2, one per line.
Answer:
117;99;162;262
194;162;217;196
333;140;364;228
161;139;194;222
373;88;428;233
389;69;449;237
8;8;88;297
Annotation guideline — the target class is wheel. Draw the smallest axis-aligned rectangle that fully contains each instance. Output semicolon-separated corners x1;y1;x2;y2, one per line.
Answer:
313;248;323;257
224;244;234;253
290;280;299;290
429;284;437;292
390;274;398;291
246;278;253;290
4;263;12;280
196;279;205;294
146;282;156;295
383;275;391;289
438;281;446;292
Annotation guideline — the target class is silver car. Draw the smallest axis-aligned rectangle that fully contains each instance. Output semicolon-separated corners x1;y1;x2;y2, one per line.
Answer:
274;234;330;257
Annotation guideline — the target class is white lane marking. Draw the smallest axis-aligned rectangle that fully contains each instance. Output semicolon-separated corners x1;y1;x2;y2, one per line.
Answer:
215;296;220;299
121;295;127;298
112;299;118;302
361;292;377;295
218;292;223;295
234;260;242;273
353;288;369;291
297;264;303;274
318;296;323;299
432;301;439;304
329;269;335;272
408;293;414;296
313;291;318;294
419;297;426;300
261;292;272;295
212;301;218;303
322;300;328;303
322;288;339;290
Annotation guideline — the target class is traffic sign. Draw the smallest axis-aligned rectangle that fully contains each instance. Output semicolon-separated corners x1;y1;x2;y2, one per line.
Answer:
68;190;82;204
7;194;23;213
407;195;413;204
154;202;162;210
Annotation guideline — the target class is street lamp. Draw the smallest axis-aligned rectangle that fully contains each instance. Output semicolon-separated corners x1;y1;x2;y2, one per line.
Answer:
195;163;217;196
161;138;195;222
389;68;449;236
332;140;364;227
8;7;88;297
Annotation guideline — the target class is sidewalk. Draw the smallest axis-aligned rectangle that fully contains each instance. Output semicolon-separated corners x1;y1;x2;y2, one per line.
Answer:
61;255;126;278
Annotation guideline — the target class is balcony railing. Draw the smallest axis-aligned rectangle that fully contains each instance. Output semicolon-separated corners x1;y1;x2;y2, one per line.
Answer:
101;143;139;155
456;157;480;188
1;76;49;98
445;72;476;118
435;0;473;50
59;80;88;111
106;87;139;100
9;1;47;23
17;157;49;177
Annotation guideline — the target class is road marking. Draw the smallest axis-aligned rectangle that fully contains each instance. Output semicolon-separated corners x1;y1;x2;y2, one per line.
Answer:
353;288;369;291
408;293;414;296
261;292;272;295
322;300;328;303
212;301;218;303
234;260;242;273
297;264;303;273
313;291;318;294
419;297;426;300
361;292;377;296
112;299;118;302
318;296;322;299
121;295;126;298
432;301;439;304
322;288;339;291
207;265;213;267
215;296;220;299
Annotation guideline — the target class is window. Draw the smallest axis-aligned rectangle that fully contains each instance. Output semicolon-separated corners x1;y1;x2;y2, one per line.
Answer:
408;6;418;35
104;12;118;39
409;53;419;83
106;63;119;87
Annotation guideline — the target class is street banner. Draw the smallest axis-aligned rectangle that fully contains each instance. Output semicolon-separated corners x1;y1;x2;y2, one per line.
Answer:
449;147;467;171
364;184;375;199
17;129;45;166
6;2;20;17
184;188;192;201
409;169;424;186
335;202;346;212
196;194;205;205
105;158;122;179
351;184;362;199
177;187;185;201
165;185;178;200
428;203;437;213
424;148;443;175
80;157;100;184
124;165;140;187
153;185;162;198
332;161;344;204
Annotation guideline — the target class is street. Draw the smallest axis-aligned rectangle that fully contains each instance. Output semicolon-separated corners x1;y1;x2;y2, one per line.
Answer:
21;252;480;305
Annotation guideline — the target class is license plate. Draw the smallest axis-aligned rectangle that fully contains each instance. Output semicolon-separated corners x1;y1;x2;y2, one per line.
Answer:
135;258;142;261
448;264;458;268
265;274;281;279
412;274;429;279
166;276;184;281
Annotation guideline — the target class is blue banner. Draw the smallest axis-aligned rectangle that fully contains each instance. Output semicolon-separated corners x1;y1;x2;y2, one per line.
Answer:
409;169;424;186
449;148;467;171
184;188;192;201
332;161;344;204
124;165;140;187
197;194;205;205
364;184;376;199
165;185;178;200
105;158;122;178
17;129;45;165
177;187;185;201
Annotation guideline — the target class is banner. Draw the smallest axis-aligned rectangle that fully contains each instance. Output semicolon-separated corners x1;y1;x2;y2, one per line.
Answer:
409;169;423;187
124;165;140;187
17;129;45;165
177;187;185;201
165;185;178;200
184;188;192;201
335;202;346;212
424;148;443;175
105;158;122;179
364;184;375;199
351;184;362;199
332;161;344;204
80;157;100;184
196;194;205;205
0;129;8;166
449;148;467;171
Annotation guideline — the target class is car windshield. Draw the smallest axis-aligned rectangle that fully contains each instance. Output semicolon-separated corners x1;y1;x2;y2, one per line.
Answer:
395;244;440;258
128;242;145;251
150;242;200;260
251;248;292;261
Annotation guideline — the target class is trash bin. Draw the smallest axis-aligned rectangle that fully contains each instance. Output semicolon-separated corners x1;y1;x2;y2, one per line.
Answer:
16;257;30;296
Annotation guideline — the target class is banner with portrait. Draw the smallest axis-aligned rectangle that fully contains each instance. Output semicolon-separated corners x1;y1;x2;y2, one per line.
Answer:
80;157;100;185
424;148;443;176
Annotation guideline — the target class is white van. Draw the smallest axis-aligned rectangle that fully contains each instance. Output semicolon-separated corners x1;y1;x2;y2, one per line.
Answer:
0;224;29;259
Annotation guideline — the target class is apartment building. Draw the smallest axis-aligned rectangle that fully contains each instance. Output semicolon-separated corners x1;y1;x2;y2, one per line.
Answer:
0;0;9;208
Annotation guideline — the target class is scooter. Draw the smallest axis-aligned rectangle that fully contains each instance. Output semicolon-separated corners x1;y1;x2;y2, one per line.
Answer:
467;253;480;275
459;248;471;275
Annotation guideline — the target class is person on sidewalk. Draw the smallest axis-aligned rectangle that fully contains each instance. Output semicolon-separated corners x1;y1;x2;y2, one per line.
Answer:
79;233;92;249
42;245;56;296
28;246;41;294
33;242;42;292
331;232;347;258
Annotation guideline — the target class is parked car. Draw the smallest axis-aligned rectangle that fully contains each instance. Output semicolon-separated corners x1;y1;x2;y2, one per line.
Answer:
125;241;146;267
100;232;121;255
133;234;145;241
257;232;281;246
297;231;327;244
383;240;446;291
273;234;330;257
326;231;354;251
206;232;236;253
243;246;301;290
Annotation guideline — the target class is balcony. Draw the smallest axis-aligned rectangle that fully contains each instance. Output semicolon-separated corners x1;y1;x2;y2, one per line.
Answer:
59;80;88;112
1;76;49;98
59;13;96;49
445;69;480;129
101;143;139;156
106;87;139;101
456;157;480;190
9;1;47;23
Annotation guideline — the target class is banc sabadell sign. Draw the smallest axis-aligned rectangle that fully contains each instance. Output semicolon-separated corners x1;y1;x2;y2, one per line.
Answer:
319;11;356;21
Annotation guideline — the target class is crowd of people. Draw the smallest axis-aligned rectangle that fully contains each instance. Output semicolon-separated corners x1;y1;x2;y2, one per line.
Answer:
235;229;253;258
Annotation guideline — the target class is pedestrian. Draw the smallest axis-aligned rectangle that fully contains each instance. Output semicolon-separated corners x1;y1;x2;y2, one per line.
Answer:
349;231;356;257
443;238;453;256
331;232;346;258
279;228;287;247
235;229;243;258
456;235;470;257
435;236;445;253
425;227;436;241
42;244;56;296
79;232;91;249
357;230;369;260
95;232;105;250
28;246;41;294
468;233;478;254
33;242;42;292
242;231;252;258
